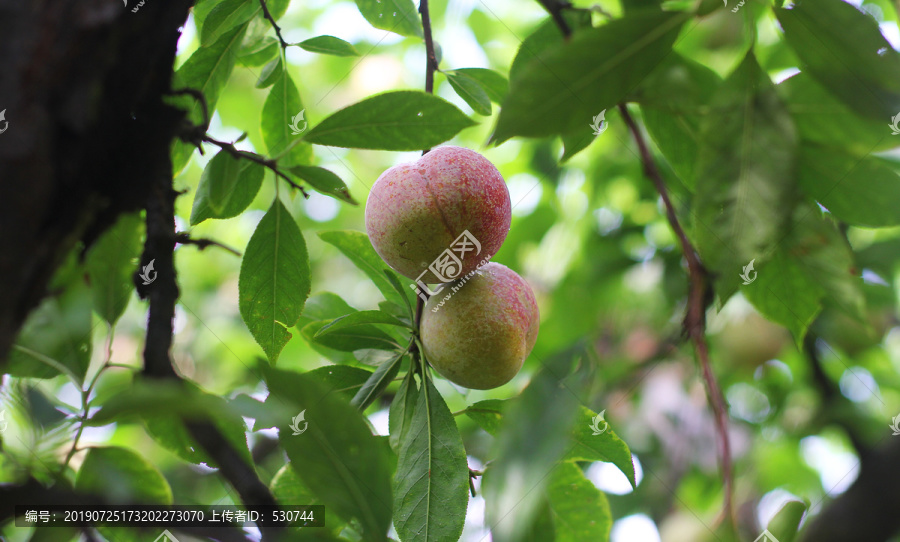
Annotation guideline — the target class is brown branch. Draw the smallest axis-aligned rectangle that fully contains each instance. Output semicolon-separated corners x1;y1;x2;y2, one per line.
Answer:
258;0;290;49
201;134;310;199
617;103;733;525
535;0;573;37
419;0;438;155
175;233;242;256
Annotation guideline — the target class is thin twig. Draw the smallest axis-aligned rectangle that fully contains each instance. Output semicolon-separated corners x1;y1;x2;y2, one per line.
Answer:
202;134;310;198
617;103;733;526
175;233;242;256
259;0;290;49
536;0;573;37
420;0;438;155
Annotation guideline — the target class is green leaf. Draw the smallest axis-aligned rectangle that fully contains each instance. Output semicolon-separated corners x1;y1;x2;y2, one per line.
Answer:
693;52;799;300
190;152;265;225
388;370;419;452
7;276;92;384
301;320;398;352
238;36;280;67
239;199;311;363
303;365;373;398
354;0;423;38
262;67;313;167
797;145;900;227
299;35;360;57
318;230;412;309
351;351;404;411
778;73;895;156
463;399;505;436
766;499;807;542
303;91;476;150
316;310;411;337
634;54;722;187
508;12;592;84
448;68;508;104
564;407;636;488
266;367;393;541
545;462;613;542
170;24;248;174
76;447;172;504
393;372;469;542
483;345;592;542
256;55;283;89
85;212;143;325
776;0;900;120
288;165;357;205
201;0;257;46
445;71;492;116
492;12;686;143
271;464;346;536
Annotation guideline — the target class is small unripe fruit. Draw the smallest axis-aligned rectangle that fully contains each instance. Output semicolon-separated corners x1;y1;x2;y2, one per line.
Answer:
421;262;539;390
365;146;511;282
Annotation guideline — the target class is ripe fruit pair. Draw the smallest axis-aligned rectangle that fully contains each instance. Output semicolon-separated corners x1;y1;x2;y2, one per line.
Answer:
365;146;539;390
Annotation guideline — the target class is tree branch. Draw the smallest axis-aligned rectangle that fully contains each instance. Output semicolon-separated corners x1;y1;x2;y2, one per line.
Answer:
175;233;242;257
258;0;290;49
419;0;438;156
535;0;573;37
617;103;733;525
201;134;309;198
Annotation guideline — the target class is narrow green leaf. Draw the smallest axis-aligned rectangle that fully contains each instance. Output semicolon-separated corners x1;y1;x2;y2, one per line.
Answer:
545;462;613;542
351;351;404;411
492;12;686;143
507;12;592;84
303;91;476;150
354;0;423;38
201;0;257;46
445;71;492;116
191;152;265;225
256;56;284;89
693;52;799;300
564;407;636;488
85;212;143;325
76;447;172;504
318;230;411;309
299;35;360;57
238;36;280;67
798;145;900;227
463;399;505;436
289;165;357;205
301;320;398;352
448;68;508;104
261;68;313;167
389;370;419;452
266;367;393;541
239;199;311;363
271;464;347;536
776;0;900;119
170;24;248;174
393;372;469;542
316;311;411;337
766;500;807;542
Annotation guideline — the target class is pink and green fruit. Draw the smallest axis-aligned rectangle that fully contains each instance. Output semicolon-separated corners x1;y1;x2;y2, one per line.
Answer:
421;262;539;390
365;146;511;282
